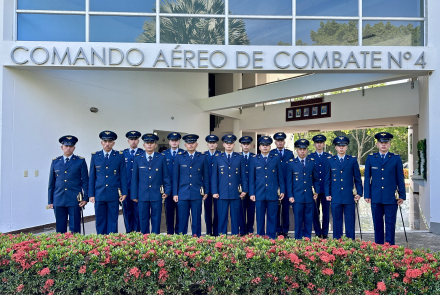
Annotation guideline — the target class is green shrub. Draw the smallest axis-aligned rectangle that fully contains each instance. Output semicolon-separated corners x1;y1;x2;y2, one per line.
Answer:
1;233;439;294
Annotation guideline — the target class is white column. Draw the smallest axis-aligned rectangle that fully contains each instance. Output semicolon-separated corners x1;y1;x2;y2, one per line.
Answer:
253;132;258;154
233;119;242;152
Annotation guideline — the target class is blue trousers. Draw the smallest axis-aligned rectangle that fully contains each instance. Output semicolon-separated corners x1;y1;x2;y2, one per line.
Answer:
331;203;355;239
276;193;290;233
217;198;240;235
122;190;140;233
95;201;119;235
255;200;278;239
204;194;218;236
165;193;179;234
371;203;398;245
138;201;162;234
239;194;255;234
294;202;314;239
54;206;81;234
313;193;330;236
178;199;202;237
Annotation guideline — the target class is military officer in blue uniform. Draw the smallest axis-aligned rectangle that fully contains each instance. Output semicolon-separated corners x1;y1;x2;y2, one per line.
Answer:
173;134;209;237
131;133;171;234
211;134;248;235
164;132;184;234
122;131;144;233
271;132;294;237
325;136;363;240
89;131;128;235
364;132;406;245
249;136;285;239
309;134;331;239
204;135;221;236
238;136;255;235
287;139;319;240
48;136;88;233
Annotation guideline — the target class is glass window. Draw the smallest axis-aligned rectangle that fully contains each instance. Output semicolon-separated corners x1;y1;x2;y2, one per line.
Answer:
159;0;224;14
17;14;85;41
229;19;291;45
17;0;85;11
296;20;358;45
160;17;225;44
229;0;291;15
90;0;156;13
362;21;424;46
363;0;423;17
90;16;155;43
296;0;358;17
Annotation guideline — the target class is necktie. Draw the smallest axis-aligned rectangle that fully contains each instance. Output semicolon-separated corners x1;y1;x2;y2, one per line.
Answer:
381;154;385;162
301;159;305;167
148;156;152;165
190;154;194;161
227;154;231;162
105;153;109;164
65;157;69;165
280;150;283;157
265;157;268;163
172;151;176;159
340;158;344;164
130;150;135;159
245;155;248;161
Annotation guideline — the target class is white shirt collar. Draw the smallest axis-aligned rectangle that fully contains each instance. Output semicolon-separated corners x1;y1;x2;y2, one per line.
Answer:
129;148;138;154
262;153;269;158
316;151;324;156
63;155;73;161
379;152;388;157
225;152;233;156
146;152;155;158
209;150;216;156
187;151;196;156
103;150;112;157
338;154;346;160
278;148;285;154
242;152;250;157
298;156;306;161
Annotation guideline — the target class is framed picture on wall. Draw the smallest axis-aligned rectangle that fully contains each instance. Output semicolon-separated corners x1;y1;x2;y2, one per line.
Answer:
304;108;309;117
286;102;331;122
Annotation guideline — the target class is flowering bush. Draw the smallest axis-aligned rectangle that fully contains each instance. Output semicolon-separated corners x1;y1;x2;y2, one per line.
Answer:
1;233;440;294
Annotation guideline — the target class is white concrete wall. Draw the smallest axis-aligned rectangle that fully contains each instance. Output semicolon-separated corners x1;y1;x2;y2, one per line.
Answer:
0;68;208;232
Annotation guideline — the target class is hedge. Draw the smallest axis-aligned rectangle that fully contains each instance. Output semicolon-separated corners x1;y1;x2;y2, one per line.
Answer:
1;233;439;294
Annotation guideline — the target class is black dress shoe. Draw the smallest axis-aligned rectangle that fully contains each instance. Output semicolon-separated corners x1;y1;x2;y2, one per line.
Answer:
276;232;283;236
322;235;328;239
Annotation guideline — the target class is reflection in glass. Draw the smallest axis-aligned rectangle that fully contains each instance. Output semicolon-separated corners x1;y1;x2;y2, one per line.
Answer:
151;17;224;44
363;21;423;46
296;20;358;46
17;0;85;11
90;0;156;12
363;0;423;17
229;0;291;15
17;0;86;11
230;19;291;45
17;14;85;41
296;0;358;17
160;0;224;14
90;16;155;43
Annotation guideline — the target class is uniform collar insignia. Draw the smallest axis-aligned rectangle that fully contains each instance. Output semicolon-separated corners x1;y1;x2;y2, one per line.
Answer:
66;136;72;140
105;132;110;135
131;132;136;134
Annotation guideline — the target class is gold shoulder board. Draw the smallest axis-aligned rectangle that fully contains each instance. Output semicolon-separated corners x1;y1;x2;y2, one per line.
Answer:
53;157;57;160
178;152;182;155
92;152;96;155
119;151;123;154
327;156;331;158
161;153;165;156
310;158;314;161
79;156;84;159
290;159;293;162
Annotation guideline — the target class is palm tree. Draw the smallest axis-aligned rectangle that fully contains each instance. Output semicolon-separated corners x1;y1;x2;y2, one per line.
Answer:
136;0;250;45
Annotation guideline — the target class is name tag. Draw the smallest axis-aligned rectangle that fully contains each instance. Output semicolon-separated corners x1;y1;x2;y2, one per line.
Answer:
96;166;101;168
294;172;299;174
256;167;261;169
140;167;146;169
167;159;171;161
55;170;59;172
372;167;378;169
220;166;224;168
331;168;337;170
181;165;187;167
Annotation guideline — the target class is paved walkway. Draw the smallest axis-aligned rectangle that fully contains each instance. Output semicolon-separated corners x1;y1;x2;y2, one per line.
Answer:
26;214;440;253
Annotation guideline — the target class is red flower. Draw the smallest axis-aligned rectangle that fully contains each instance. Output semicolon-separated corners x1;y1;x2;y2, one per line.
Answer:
251;277;261;284
307;283;315;290
16;284;24;292
146;271;151;277
215;242;223;249
377;282;386;292
403;277;412;284
79;266;86;274
157;260;165;267
205;256;212;263
346;270;353;276
406;268;423;279
38;267;50;276
322;268;334;276
44;279;54;290
129;267;140;279
157;289;164;295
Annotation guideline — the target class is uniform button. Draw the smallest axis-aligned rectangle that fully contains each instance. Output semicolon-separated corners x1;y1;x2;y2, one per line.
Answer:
229;167;231;169
190;175;192;177
304;173;306;175
341;187;343;190
246;165;248;167
190;184;192;185
382;177;384;180
304;190;306;192
131;161;133;163
265;176;267;178
65;188;67;190
319;179;321;181
65;171;67;173
64;180;67;182
106;176;108;178
106;184;108;187
229;175;231;177
280;160;283;163
319;172;322;173
131;169;133;171
106;167;108;169
149;176;151;178
319;165;321;167
382;187;384;189
382;168;384;171
229;183;231;185
304;181;306;183
149;185;151;187
341;179;343;182
190;167;192;169
340;171;342;173
149;167;151;170
265;168;267;170
266;184;268;186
